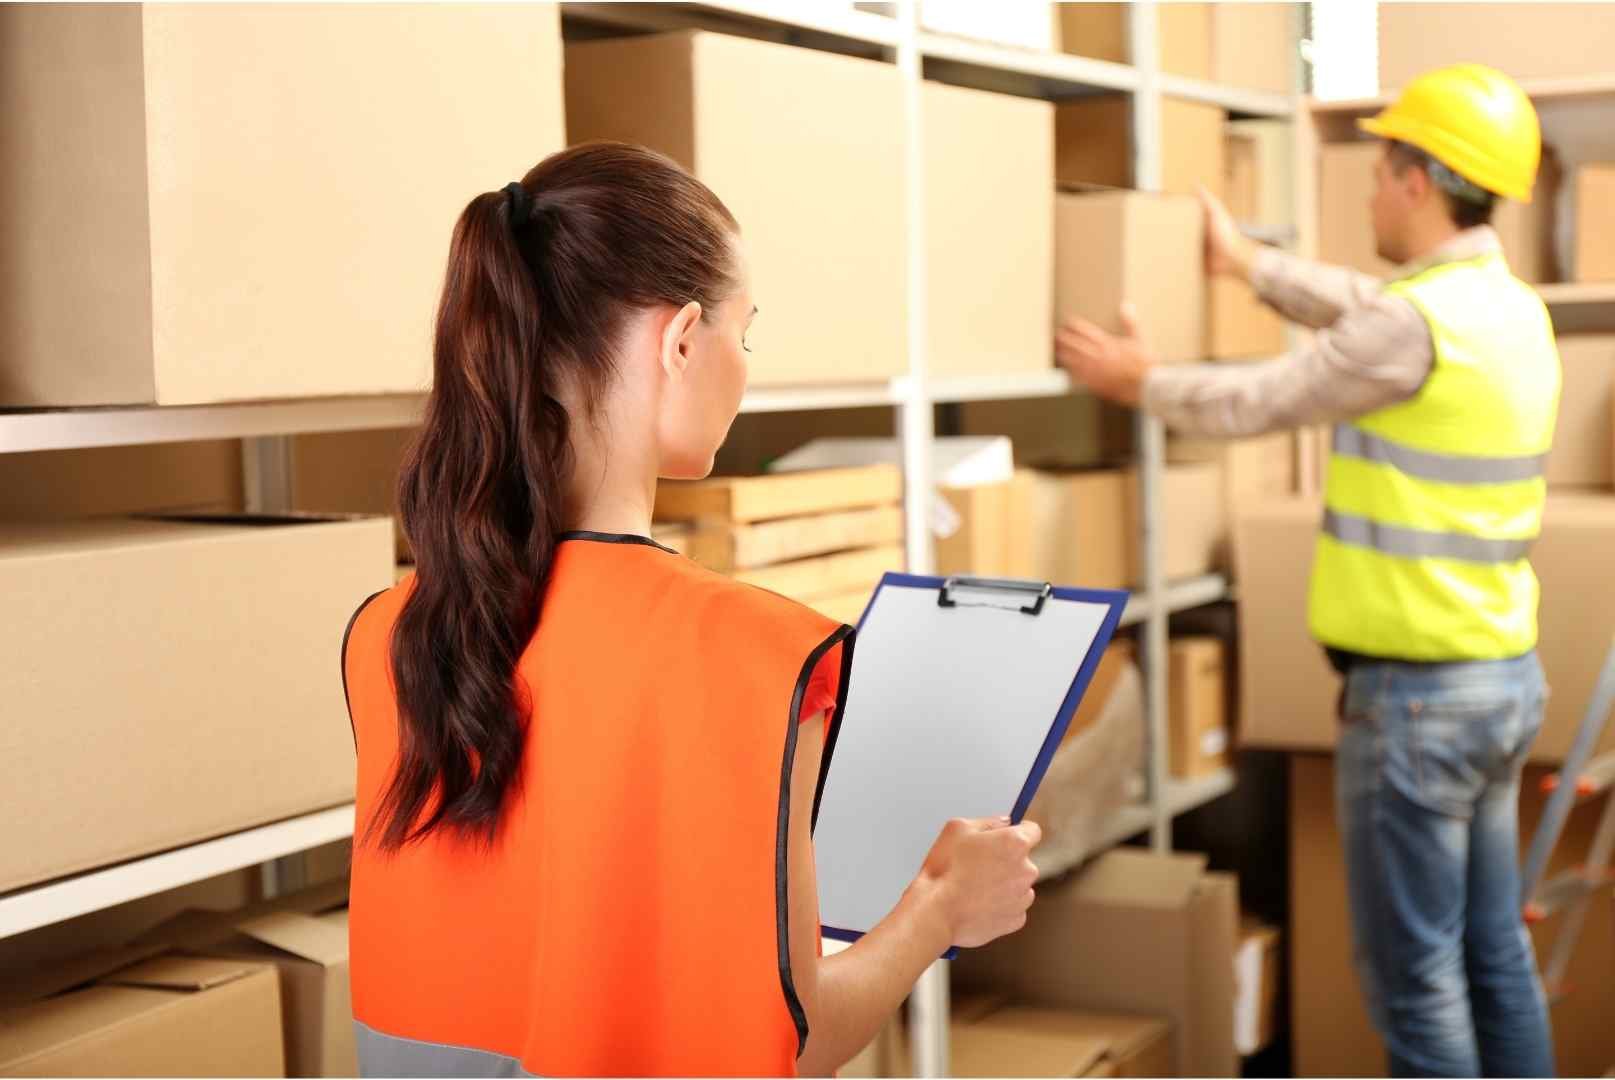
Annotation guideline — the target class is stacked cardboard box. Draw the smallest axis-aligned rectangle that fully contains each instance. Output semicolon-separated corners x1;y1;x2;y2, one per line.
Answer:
1057;2;1294;93
1211;125;1287;361
1055;96;1225;199
1169;637;1230;780
566;31;906;387
954;847;1239;1077
0;4;564;405
897;997;1173;1078
1574;164;1615;283
0;952;285;1076
654;465;904;625
0;514;393;893
1318;141;1561;283
1170;433;1299;569
1550;336;1615;487
1289;754;1615;1077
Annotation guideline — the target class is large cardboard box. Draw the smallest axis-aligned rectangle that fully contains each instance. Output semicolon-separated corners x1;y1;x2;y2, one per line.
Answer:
1378;3;1615;87
1210;4;1296;96
1574;164;1615;283
1057;3;1212;80
934;1003;1172;1078
936;474;1036;580
1236;495;1615;763
0;514;393;891
1056;191;1206;365
955;848;1239;1077
0;5;562;406
1055;96;1225;199
925;82;1054;377
1548;335;1615;487
1169;637;1229;780
1319;140;1560;283
1289;753;1615;1078
566;31;905;386
1136;461;1226;581
0;955;284;1077
0;441;242;519
1172;432;1299;567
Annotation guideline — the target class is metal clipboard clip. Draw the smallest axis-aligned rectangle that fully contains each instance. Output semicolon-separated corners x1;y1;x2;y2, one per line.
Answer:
935;576;1053;616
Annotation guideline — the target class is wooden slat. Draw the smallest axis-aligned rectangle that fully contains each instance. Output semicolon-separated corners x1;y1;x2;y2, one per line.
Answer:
685;505;904;572
653;465;903;524
733;546;901;603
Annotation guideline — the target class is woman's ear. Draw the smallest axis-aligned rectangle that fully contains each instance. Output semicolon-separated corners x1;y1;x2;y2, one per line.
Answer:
659;301;703;381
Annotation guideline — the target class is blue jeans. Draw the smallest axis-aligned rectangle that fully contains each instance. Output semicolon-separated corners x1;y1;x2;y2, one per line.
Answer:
1335;651;1556;1078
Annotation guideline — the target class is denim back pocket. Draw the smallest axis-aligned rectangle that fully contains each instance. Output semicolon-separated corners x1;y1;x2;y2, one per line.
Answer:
1384;691;1515;820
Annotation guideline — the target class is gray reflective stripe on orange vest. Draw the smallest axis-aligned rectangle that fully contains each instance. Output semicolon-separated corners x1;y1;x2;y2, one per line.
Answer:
1322;508;1534;564
1333;424;1548;484
356;1021;538;1078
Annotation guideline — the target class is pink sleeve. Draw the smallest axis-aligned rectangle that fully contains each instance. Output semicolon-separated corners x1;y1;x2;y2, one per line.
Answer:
797;642;845;730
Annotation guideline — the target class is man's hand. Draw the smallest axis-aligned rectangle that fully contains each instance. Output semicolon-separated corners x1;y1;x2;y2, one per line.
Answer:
1199;184;1257;281
1055;304;1154;407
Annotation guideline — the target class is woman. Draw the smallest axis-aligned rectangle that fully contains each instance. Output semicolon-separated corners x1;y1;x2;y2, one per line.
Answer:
341;142;1040;1077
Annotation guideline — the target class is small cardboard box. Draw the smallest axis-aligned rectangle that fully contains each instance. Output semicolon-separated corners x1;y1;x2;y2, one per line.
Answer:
1210;127;1286;360
1548;335;1615;487
1319;140;1559;283
1172;432;1299;567
1169;637;1230;779
1027;467;1131;591
1058;3;1212;80
1056;191;1206;365
1227;119;1293;229
1574;164;1615;282
1134;461;1227;582
0;4;563;405
0;514;394;892
925;81;1054;377
1234;918;1281;1057
1055;96;1226;199
936;473;1037;580
955;848;1239;1077
566;30;905;387
0;955;284;1077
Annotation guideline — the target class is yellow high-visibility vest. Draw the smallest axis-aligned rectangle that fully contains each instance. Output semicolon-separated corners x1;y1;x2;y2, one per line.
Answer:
1307;251;1561;661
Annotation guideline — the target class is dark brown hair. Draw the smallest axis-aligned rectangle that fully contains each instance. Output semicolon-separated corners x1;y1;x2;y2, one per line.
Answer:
1387;139;1497;229
373;142;739;851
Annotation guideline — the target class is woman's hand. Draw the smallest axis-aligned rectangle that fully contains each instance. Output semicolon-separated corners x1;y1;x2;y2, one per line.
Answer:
912;816;1041;948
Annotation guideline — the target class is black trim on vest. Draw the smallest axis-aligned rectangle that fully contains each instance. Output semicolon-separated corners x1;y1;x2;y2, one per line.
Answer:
812;625;857;830
340;589;387;752
556;530;678;556
777;623;855;1060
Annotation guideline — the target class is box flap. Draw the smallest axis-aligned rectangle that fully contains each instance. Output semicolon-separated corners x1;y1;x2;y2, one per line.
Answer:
1074;849;1208;909
139;878;350;952
958;1011;1110;1077
0;943;167;1011
101;955;262;992
234;911;348;966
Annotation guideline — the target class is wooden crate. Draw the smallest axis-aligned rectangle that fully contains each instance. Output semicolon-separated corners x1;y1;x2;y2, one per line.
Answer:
733;546;902;604
653;465;902;524
684;506;903;572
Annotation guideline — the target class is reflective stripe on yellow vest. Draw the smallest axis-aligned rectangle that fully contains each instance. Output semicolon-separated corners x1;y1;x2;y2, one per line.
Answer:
1307;250;1561;661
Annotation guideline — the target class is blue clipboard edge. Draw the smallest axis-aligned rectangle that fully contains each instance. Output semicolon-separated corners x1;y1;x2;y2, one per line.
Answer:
818;571;1130;957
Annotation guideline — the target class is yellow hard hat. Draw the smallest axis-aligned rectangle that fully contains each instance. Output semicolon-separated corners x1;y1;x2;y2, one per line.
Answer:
1358;64;1541;202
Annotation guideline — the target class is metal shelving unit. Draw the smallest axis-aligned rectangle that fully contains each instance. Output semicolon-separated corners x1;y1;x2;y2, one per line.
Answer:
3;4;1293;1073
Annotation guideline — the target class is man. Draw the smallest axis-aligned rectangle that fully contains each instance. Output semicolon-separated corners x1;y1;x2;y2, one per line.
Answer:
1058;65;1560;1078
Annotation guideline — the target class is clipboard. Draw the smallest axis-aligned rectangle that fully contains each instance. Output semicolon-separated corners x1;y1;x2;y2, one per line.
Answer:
813;572;1128;957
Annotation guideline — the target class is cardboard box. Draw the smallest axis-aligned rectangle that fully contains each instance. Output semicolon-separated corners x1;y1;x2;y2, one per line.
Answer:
1056;191;1206;365
0;955;284;1077
0;441;242;519
566;31;905;386
686;506;904;573
209;911;353;1077
292;428;416;561
1575;164;1615;282
1135;461;1227;581
732;545;902;604
1211;126;1287;360
926;81;1054;377
1378;3;1615;87
1234;918;1281;1057
1055;96;1226;199
1172;431;1299;563
1170;637;1230;779
1058;3;1212;80
1211;4;1296;96
0;4;563;406
0;514;393;891
1236;495;1615;763
654;465;903;524
1227;119;1294;229
936;474;1036;580
1319;140;1559;283
955;848;1239;1077
1548;335;1615;487
940;1004;1172;1078
1289;753;1615;1078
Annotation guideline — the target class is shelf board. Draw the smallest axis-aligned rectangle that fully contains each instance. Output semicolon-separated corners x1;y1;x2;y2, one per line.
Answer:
739;382;900;413
0;395;427;456
1312;74;1615;116
0;805;355;940
928;370;1074;403
561;2;898;52
1539;282;1615;306
920;33;1138;99
1161;74;1295;118
1036;767;1237;881
1119;572;1230;628
1540;282;1615;334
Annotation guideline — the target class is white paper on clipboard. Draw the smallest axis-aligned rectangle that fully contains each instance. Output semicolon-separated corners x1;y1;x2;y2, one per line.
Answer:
813;573;1126;949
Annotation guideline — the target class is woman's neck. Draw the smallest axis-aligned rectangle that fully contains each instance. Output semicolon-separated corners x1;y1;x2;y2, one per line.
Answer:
564;408;658;538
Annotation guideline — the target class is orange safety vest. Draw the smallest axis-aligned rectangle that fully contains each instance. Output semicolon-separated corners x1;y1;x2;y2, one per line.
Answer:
343;532;853;1077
